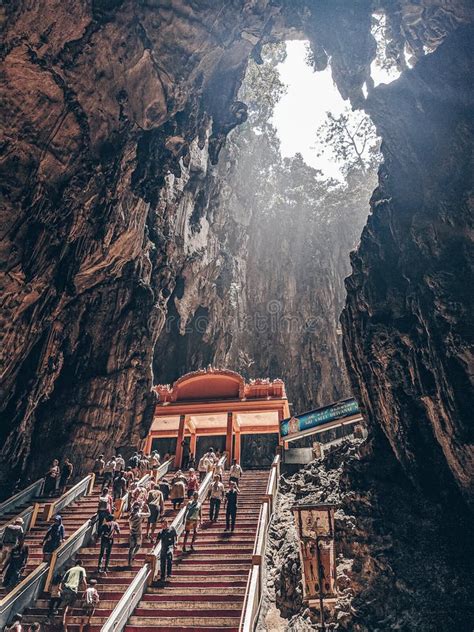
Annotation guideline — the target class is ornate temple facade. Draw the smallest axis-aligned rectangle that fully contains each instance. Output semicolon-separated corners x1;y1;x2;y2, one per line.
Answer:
145;367;290;468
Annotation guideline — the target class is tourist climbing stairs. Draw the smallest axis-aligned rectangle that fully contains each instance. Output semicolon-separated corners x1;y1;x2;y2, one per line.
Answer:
123;469;269;632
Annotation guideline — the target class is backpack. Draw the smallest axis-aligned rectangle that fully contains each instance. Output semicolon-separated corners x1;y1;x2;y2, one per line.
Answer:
2;525;21;546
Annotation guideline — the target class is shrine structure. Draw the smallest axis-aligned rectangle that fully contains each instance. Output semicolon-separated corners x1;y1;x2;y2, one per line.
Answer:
145;367;290;468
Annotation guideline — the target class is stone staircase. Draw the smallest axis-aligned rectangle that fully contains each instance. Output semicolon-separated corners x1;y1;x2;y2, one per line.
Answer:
21;473;179;631
0;484;99;599
124;469;269;632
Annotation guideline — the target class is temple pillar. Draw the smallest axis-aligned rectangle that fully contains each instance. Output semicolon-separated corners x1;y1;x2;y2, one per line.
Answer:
225;411;234;467
234;431;241;463
190;432;197;460
175;414;186;469
278;408;284;446
143;433;153;455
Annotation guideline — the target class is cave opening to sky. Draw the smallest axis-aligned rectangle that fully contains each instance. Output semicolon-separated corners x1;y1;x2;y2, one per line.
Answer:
270;35;400;180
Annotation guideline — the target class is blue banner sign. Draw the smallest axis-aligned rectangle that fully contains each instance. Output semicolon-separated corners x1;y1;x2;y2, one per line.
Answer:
280;398;360;438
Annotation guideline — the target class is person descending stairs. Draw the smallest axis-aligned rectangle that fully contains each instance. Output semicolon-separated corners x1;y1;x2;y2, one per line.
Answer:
124;469;269;632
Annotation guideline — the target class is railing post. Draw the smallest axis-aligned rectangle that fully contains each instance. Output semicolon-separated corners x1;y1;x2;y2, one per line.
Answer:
43;502;54;523
87;473;95;495
44;551;58;593
30;503;40;530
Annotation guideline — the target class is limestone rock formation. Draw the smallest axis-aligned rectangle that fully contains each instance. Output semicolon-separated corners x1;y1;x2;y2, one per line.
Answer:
260;439;474;631
342;24;474;509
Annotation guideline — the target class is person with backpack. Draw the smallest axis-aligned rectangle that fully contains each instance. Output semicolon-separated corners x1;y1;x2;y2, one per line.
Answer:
102;458;116;486
146;484;164;541
155;518;177;581
0;517;24;567
128;452;139;475
80;579;99;631
60;560;87;627
2;537;29;588
115;454;125;473
96;488;113;531
97;514;120;574
42;515;65;562
169;476;186;511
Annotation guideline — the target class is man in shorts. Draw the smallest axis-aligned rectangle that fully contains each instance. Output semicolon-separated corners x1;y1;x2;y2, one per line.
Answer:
182;492;201;552
229;459;243;486
80;579;99;632
146;484;164;540
60;559;87;626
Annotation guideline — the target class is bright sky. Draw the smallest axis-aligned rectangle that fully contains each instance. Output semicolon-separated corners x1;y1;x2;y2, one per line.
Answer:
272;40;399;179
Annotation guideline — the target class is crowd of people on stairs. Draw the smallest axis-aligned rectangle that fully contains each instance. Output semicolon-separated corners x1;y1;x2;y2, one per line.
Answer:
1;445;245;632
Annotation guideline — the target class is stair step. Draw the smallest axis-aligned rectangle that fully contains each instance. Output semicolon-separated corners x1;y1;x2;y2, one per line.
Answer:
128;616;241;626
126;628;238;632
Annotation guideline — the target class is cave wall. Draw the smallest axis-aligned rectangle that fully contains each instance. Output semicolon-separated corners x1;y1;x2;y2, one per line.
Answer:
341;24;474;508
1;0;281;487
1;0;472;507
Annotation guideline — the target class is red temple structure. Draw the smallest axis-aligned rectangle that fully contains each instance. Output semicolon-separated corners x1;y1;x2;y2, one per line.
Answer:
145;367;290;468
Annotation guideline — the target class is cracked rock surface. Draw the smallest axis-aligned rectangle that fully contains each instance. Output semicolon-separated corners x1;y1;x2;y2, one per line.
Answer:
259;437;474;631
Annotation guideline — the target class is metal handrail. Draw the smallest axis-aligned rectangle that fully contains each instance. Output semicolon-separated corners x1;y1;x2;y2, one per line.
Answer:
0;473;101;627
44;517;97;592
101;565;151;632
0;563;49;628
43;474;95;522
101;455;227;632
0;503;39;541
239;455;281;632
0;478;45;518
240;565;261;632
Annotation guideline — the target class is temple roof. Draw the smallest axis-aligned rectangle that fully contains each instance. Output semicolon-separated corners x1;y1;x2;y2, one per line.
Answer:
154;366;287;403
